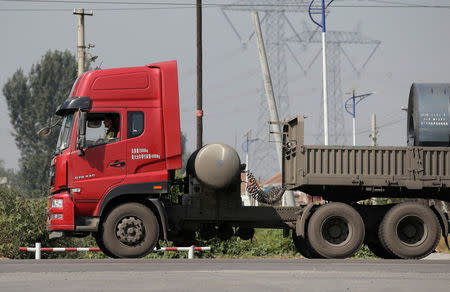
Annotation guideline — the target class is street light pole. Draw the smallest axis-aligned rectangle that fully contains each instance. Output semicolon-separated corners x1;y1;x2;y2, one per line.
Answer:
308;0;335;145
344;91;375;146
321;0;329;146
352;90;356;146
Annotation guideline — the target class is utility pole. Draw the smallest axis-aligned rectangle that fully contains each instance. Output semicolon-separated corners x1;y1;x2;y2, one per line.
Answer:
370;113;377;146
196;0;203;150
73;9;93;77
251;11;282;171
252;11;295;207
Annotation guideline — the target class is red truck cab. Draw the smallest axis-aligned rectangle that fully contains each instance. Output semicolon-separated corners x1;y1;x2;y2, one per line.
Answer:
47;61;182;251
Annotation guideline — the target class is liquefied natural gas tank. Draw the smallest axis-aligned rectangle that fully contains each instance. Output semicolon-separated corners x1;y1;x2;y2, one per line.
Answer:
187;143;241;190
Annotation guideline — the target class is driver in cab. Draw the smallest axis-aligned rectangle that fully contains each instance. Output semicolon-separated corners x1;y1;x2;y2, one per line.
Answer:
104;114;120;141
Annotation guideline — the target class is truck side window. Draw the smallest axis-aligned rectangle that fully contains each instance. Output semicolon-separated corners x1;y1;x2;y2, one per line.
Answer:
85;112;121;147
127;111;144;139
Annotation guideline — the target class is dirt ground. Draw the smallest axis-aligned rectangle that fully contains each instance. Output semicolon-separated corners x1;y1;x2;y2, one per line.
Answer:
436;236;450;254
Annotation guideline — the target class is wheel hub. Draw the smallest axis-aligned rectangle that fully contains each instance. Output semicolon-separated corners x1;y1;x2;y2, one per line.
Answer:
397;215;426;246
116;216;145;246
322;216;349;245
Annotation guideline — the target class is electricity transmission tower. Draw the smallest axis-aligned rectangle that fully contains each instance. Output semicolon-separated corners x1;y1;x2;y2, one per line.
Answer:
223;0;309;180
289;30;380;145
223;1;380;177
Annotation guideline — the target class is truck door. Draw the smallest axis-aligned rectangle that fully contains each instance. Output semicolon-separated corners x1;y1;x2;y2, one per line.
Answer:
69;109;127;215
126;108;166;182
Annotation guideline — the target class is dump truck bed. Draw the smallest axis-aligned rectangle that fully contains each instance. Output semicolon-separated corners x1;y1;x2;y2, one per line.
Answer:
282;116;450;201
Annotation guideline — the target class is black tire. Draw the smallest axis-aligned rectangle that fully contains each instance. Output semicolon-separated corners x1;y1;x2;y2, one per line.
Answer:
367;242;398;259
378;202;440;259
100;202;160;258
307;202;365;259
292;233;323;259
93;232;117;258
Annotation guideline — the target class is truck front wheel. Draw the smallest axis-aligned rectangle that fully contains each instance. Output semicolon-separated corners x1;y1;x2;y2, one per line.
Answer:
307;203;365;259
378;202;440;259
99;202;160;258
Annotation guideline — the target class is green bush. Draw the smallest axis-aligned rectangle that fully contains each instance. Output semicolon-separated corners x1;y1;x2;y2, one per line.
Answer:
0;186;47;258
0;186;105;259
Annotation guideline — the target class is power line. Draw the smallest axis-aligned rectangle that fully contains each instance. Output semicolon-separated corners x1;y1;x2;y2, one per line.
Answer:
2;7;450;12
1;0;450;9
0;7;196;11
304;116;405;138
356;117;405;135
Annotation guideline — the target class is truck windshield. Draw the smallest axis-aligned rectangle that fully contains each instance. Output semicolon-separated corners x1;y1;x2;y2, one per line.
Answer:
56;113;75;152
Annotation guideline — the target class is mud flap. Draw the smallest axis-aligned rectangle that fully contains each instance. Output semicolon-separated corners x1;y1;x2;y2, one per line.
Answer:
295;203;315;238
149;198;169;241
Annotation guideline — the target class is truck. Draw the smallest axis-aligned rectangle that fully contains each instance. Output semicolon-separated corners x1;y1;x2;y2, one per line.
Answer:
45;61;450;259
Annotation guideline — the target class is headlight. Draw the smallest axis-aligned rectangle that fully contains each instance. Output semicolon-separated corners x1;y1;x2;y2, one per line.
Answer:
52;199;63;208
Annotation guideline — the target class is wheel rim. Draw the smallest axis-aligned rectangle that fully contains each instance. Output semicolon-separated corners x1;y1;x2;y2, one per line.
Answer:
116;216;145;246
396;215;427;246
321;216;351;246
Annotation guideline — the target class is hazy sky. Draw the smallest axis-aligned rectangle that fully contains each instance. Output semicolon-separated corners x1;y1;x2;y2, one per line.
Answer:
1;0;449;177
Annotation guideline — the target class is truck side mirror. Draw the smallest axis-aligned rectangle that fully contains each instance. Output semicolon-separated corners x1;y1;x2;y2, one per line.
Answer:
37;126;51;137
76;111;87;153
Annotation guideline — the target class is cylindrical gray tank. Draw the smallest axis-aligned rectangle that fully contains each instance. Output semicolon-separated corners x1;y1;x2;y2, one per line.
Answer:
407;83;450;146
187;143;241;189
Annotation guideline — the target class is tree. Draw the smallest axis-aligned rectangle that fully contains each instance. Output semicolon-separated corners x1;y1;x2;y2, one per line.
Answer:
2;50;77;196
0;160;17;187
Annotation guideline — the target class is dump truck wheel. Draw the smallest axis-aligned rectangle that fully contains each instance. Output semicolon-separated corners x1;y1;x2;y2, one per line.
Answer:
378;202;440;259
307;203;365;259
292;233;323;259
101;202;160;258
367;241;398;259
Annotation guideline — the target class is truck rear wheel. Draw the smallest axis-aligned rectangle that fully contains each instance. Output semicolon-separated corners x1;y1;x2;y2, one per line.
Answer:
100;202;160;258
307;203;365;259
367;242;398;259
292;233;323;259
378;202;440;259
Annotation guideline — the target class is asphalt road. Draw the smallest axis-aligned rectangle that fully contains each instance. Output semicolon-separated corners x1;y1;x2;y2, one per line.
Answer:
1;259;449;292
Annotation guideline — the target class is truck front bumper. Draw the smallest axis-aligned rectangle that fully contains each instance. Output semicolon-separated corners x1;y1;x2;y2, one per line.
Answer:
47;192;75;234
